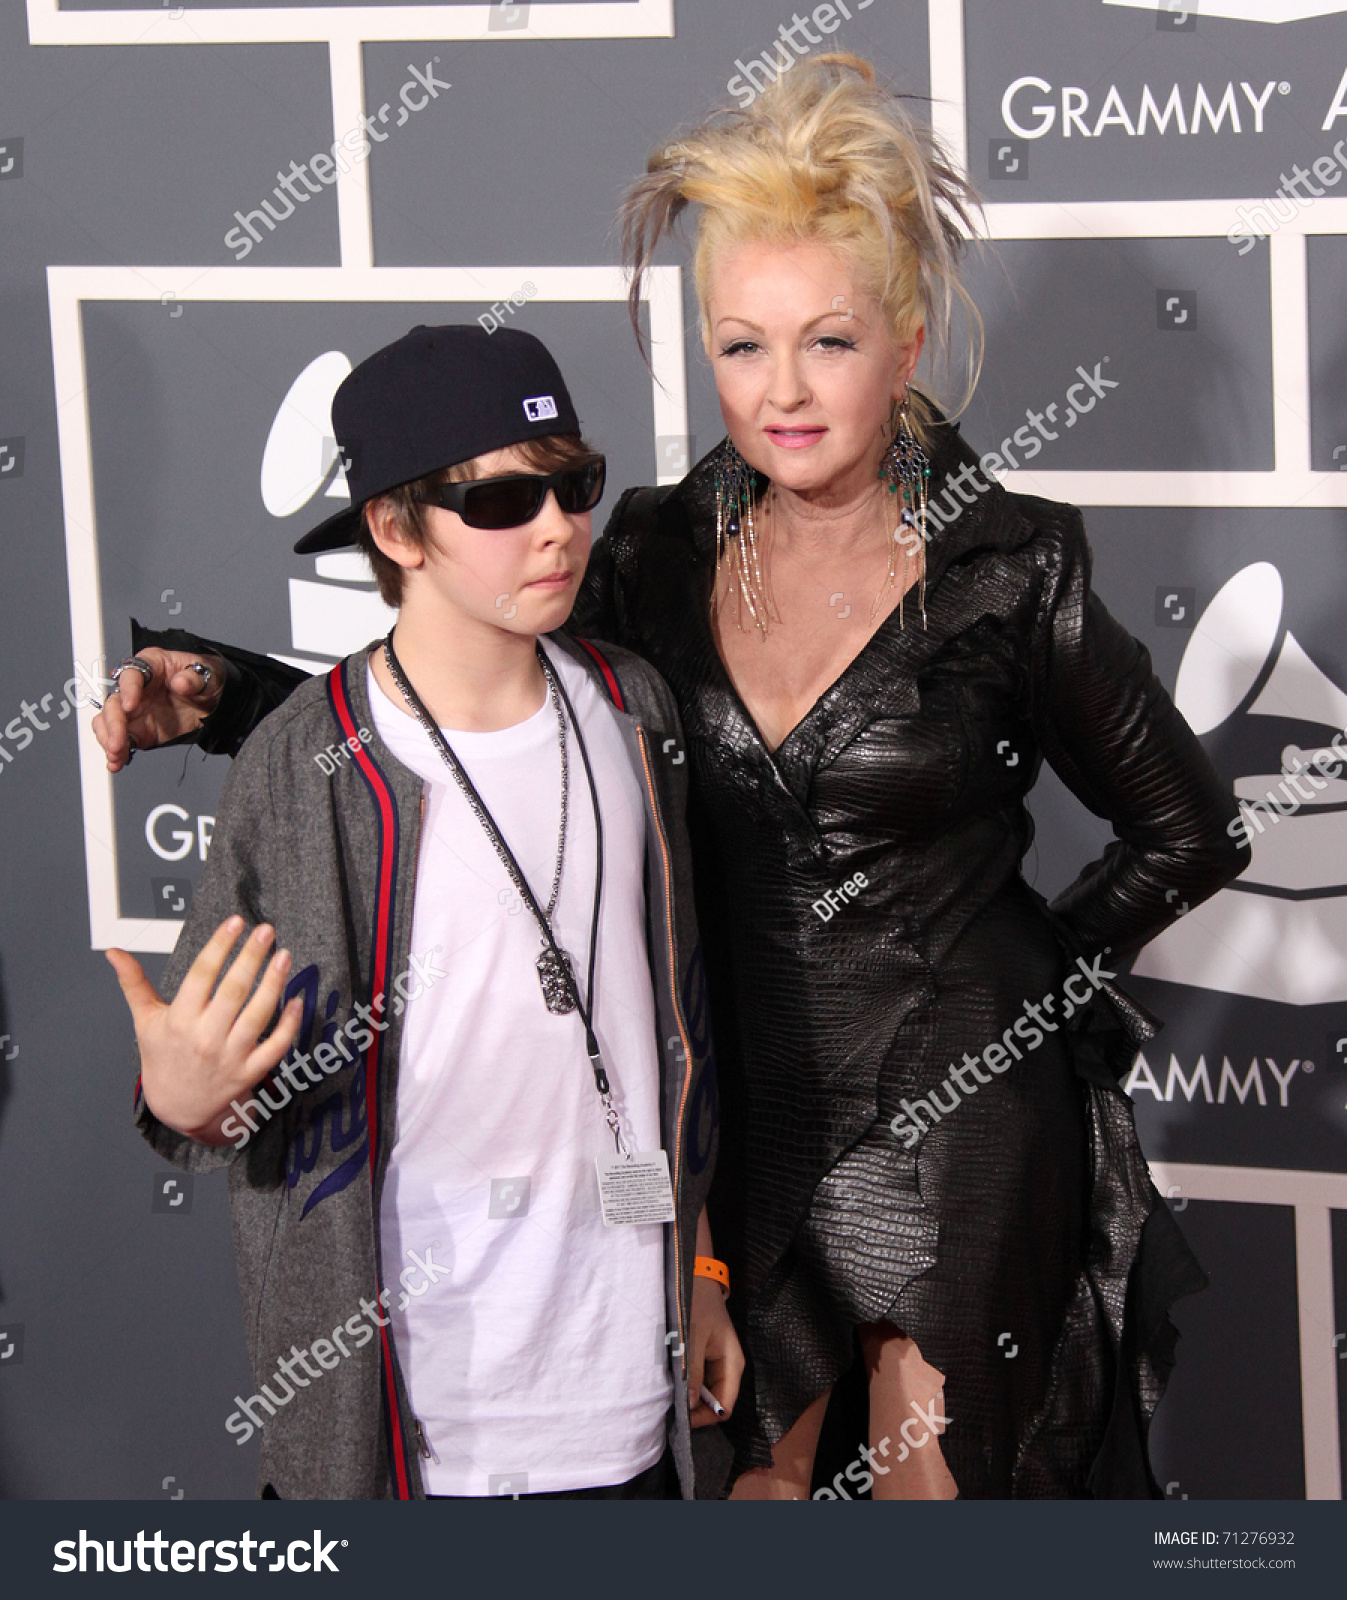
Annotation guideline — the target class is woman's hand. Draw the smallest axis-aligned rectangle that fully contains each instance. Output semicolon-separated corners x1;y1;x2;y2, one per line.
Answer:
93;648;226;772
107;916;303;1145
689;1272;745;1428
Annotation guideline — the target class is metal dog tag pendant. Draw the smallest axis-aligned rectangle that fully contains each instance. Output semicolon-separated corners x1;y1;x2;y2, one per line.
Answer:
536;945;577;1015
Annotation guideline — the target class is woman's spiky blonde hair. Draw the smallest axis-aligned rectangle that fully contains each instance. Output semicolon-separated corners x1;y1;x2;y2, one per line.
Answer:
621;53;984;443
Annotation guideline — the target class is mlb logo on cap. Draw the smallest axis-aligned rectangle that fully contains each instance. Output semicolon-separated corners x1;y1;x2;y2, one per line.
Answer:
524;395;559;421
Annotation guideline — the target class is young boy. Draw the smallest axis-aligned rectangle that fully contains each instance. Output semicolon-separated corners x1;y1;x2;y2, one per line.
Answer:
109;324;741;1500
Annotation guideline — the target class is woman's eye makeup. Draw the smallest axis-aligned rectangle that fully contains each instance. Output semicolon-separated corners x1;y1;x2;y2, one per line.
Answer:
717;333;859;357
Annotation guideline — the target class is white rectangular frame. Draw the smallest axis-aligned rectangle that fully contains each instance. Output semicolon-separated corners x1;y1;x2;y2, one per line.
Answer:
26;0;672;44
27;0;675;268
1151;1162;1347;1500
48;262;686;955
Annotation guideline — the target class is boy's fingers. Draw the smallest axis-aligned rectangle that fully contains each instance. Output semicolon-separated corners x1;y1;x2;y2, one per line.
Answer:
689;1392;720;1429
241;997;305;1086
105;948;164;1026
206;923;276;1026
175;915;248;1014
704;1353;738;1417
229;949;294;1055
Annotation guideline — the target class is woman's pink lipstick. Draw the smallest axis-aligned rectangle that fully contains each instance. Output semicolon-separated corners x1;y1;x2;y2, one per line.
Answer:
765;426;827;450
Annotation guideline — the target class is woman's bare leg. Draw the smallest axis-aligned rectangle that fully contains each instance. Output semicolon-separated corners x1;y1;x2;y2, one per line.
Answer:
727;1389;832;1500
859;1321;959;1500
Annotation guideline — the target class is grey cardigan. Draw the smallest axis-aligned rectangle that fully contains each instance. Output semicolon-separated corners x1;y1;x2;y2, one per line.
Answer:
135;633;725;1500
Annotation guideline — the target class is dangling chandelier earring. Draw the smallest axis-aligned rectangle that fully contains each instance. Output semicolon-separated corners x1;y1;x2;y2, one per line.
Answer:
876;389;931;630
712;438;774;638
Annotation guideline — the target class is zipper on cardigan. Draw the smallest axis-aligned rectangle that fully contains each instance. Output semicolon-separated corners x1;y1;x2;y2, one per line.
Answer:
635;726;697;1377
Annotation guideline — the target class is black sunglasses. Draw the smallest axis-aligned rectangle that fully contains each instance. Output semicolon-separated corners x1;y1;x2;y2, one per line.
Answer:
413;456;606;530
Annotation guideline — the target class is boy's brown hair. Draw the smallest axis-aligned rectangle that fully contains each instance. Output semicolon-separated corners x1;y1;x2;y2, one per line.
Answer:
355;432;599;607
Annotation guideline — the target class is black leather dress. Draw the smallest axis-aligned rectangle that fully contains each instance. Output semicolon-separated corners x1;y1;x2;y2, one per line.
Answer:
144;418;1245;1498
568;422;1245;1497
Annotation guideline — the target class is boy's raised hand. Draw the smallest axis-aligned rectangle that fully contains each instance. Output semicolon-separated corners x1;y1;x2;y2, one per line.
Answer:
107;916;304;1146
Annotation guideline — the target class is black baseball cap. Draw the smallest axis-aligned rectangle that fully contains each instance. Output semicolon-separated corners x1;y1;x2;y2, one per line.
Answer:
294;323;582;554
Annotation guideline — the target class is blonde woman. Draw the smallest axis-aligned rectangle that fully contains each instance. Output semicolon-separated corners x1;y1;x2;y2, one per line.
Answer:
97;56;1244;1499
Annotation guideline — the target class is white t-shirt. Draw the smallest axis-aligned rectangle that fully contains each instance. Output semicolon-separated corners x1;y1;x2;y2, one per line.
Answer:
368;639;673;1496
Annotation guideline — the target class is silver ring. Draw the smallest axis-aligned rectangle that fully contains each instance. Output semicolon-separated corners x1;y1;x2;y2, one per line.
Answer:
185;662;213;689
111;657;153;688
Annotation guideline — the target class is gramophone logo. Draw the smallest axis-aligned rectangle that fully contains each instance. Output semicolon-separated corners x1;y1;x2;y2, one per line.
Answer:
262;352;394;666
261;349;352;520
1132;561;1347;1005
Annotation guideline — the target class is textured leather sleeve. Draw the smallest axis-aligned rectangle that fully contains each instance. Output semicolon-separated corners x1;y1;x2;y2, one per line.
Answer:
1025;507;1248;958
130;619;312;758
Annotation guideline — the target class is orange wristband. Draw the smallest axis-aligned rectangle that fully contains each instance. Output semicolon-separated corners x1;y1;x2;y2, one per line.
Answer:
694;1255;730;1297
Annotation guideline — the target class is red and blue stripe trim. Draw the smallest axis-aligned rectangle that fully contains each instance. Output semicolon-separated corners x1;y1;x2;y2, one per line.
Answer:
326;661;413;1500
574;638;625;710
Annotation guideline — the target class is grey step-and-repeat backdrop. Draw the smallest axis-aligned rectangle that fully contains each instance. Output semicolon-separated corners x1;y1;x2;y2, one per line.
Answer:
0;0;1345;1501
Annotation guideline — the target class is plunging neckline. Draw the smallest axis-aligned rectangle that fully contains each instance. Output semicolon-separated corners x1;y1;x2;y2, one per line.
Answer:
708;561;931;758
668;423;996;768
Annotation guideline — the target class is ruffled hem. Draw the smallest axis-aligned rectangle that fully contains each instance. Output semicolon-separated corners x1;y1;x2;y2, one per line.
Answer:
722;974;1208;1497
